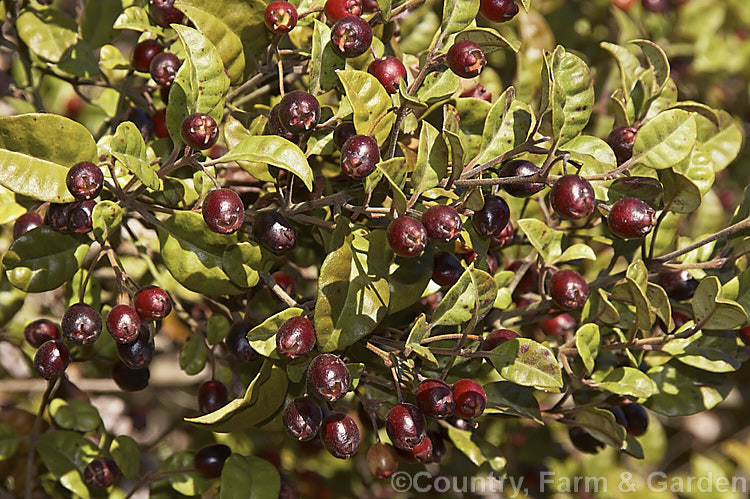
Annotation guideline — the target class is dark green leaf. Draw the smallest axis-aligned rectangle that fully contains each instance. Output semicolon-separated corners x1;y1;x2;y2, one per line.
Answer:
430;266;496;328
309;20;345;94
0;423;20;460
484;381;542;423
647;362;732;416
17;7;77;63
110;435;139;480
180;333;209;375
37;430;100;499
221;241;263;290
207;314;231;345
49;398;101;433
220;455;281;499
411;121;448;195
159;451;211;496
663;330;740;373
80;0;120;48
573;407;626;449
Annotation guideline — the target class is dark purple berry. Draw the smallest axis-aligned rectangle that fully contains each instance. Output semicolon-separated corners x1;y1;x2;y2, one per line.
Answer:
606;126;637;165
202;188;244;234
422;205;462;243
149;0;184;27
180;113;219;150
265;1;298;34
306;353;351;402
368;56;407;94
153;108;169;138
33;340;70;379
62;303;102;346
324;0;362;22
46;203;71;232
283;396;323;441
473;195;510;238
609;406;628;427
330;16;372;58
655;270;698;301
225;320;257;362
83;458;121;488
194;444;231;478
481;329;520;351
607;197;655;239
446;41;486;78
386;403;426;451
276;316;316;359
568;427;604;453
116;324;155;369
490;220;514;248
267;105;299;142
432;252;464;287
106;305;141;344
252;211;297;255
134;286;172;320
642;0;670;12
149;52;181;87
550;175;595;220
333;122;356;149
367;442;398;479
112;362;150;391
277;91;320;134
622;403;649;436
500;160;545;198
320;413;360;459
340;135;380;179
198;380;229;414
387;217;427;258
122;107;154;141
452;379;487;419
133;39;163;73
416;378;456;419
66;200;96;234
13;212;44;239
24;319;61;348
479;0;519;22
548;269;589;311
398;434;433;463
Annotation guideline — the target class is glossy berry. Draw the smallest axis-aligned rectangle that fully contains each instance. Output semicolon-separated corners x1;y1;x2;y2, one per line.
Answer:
13;212;44;239
452;379;487;419
541;312;577;336
149;0;183;27
387;217;427;258
609;406;628;427
426;429;446;463
67;200;96;234
386;403;426;451
330;16;372;58
422;205;462;243
446;41;486;78
225;320;257;362
83;458;121;488
482;329;520;351
500;160;545;198
264;1;298;34
306;353;351;402
133;39;163;72
642;0;670;12
24;319;61;348
134;286;172;320
267;104;299;141
106;305;141;344
199;380;229;414
272;271;297;298
550;175;595;220
622;403;649;436
416;378;456;419
656;270;698;301
606;126;637;165
607;197;655;239
568;427;604;454
368;56;407;94
341;135;380;179
277;316;316;359
66;162;103;201
181;113;219;150
149;52;181;87
62;303;102;346
253;211;297;254
194;444;232;478
111;362;150;391
117;325;155;369
283;396;323;441
549;269;589;311
432;252;464;287
333;122;356;149
203;188;244;234
460;84;492;101
277;91;320;134
320;413;360;459
46;203;71;232
153;108;169;138
324;0;362;22
473;195;510;238
33;340;70;379
398;434;434;463
367;442;398;479
479;0;519;22
490;220;514;249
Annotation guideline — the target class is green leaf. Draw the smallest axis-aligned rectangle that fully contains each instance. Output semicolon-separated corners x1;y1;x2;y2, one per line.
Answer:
444;425;493;467
692;276;747;330
309;20;345;94
159;451;211;496
220;455;281;499
3;227;89;293
441;0;480;35
0;423;20;459
185;361;288;432
404;314;438;366
601;41;642;95
49;399;101;433
629;39;670;96
516;219;563;263
430;266;496;328
222;116;274;182
455;27;520;53
607;177;664;206
91;200;122;244
695;110;743;172
180;333;209;375
549;46;595;145
0;185;25;225
222;242;263;289
661;169;701;214
387;244;433;313
114;6;164;36
484;382;542;423
573;407;626;449
673;143;715;196
473;87;535;166
218;136;314;190
597;367;657;399
108;121;162;190
37;431;100;499
0;114;97;202
337;70;395;146
247;308;304;358
376;0;391;21
575;323;599;374
207;314;231;345
110;435;139;480
157;211;245;296
646;362;732;416
372;159;408;215
488;338;563;389
632;109;697;170
17;7;77;63
646;283;672;331
417;69;461;103
663;330;740;373
80;0;120;48
411;121;448;195
556;244;596;264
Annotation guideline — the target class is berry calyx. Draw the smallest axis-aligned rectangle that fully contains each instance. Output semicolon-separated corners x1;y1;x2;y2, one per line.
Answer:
367;442;399;479
111;362;150;392
276;316;316;359
283;396;323;441
416;378;456;419
148;0;183;27
62;303;102;345
367;56;407;94
24;319;61;348
202;188;245;234
225;320;257;362
306;353;351;402
606;126;637;165
432;252;464;287
489;220;514;249
324;0;362;22
33;340;70;379
452;379;487;419
548;269;589;311
181;113;219;150
134;286;172;320
66;162;103;201
149;52;181;87
252;211;297;255
385;403;426;451
607;197;655;239
398;435;433;463
13;212;44;239
550;175;596;220
340;135;380;179
473;195;511;238
330;16;373;58
422;204;462;243
500;160;545;198
194;444;232;478
264;1;298;34
83;458;121;488
446;41;486;78
320;413;360;459
277;91;321;134
198;380;229;414
568;426;604;454
479;0;520;22
387;217;427;258
267;104;299;142
481;329;520;351
133;39;163;73
106;304;142;344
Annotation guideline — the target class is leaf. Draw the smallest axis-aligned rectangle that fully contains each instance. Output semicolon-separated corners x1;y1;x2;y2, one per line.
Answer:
220;455;281;499
110;435;139;480
17;7;77;63
49;399;101;433
222;242;263;289
573;408;626;449
473;87;535;166
411;121;448;195
629;39;670;96
3;227;89;293
607;176;664;206
663;330;740;373
556;244;596;264
646;283;672;331
596;367;657;399
247;308;304;358
440;0;480;35
673;143;714;196
337;70;395;146
404;314;438;366
218;136;314;190
444;425;495;468
484;382;542;423
157;211;244;296
37;431;100;499
692;276;747;330
0;424;19;460
695;110;743;172
661;169;701;214
417;70;461;103
80;0;120;48
180;333;209;375
114;6;164;36
516;219;563;263
91;200;123;243
632;109;697;170
646;362;732;416
601;41;642;95
309;20;345;94
430;266;496;328
159;452;211;496
0;114;97;203
575;323;600;374
455;27;520;53
107;122;163;190
185;361;288;432
488;338;563;389
387;244;433;313
549;46;595;145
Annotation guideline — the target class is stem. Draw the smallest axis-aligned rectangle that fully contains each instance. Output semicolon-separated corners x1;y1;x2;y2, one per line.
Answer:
651;215;750;263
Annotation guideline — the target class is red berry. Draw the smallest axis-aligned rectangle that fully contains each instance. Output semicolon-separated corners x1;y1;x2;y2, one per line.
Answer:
612;0;637;10
306;353;351;402
432;252;464;287
367;56;407;94
267;104;299;142
452;379;487;419
367;442;398;479
202;188;244;234
489;220;514;249
194;444;231;478
46;203;72;232
540;312;577;336
548;269;589;311
320;413;360;459
84;458;121;488
479;0;519;22
149;52;181;87
550;175;596;220
253;211;297;255
606;126;637;165
481;329;519;351
324;0;362;22
66;162;103;201
198;380;229;414
66;200;96;233
333;122;356;149
106;304;141;344
276;316;316;359
500;160;545;198
447;41;486;78
460;84;492;101
642;0;670;12
341;135;380;178
33;340;70;379
473;195;510;238
265;1;298;34
181;113;219;150
277;91;321;134
739;325;750;345
416;378;456;419
153;108;169;138
24;319;61;348
283;396;323;441
133;39;163;72
62;303;102;345
148;0;183;27
362;0;379;12
423;205;462;243
271;271;297;298
330;16;372;58
134;286;172;320
607;197;655;239
387;217;427;258
385;403;426;451
13;212;44;239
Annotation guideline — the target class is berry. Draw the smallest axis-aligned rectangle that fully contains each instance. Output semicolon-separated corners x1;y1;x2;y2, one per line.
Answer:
506;260;539;300
452;379;487;419
398;435;433;463
307;353;351;402
133;39;163;72
367;442;398;479
473;195;510;238
460;84;492;101
267;105;299;142
276;316;317;359
24;319;61;348
540;312;577;336
153;108;169;138
202;188;244;234
160;85;170;104
367;56;407;94
490;220;514;249
387;217;427;258
62;303;102;346
568;427;604;454
112;362;150;391
446;41;486;78
134;286;172;320
66;200;96;234
642;0;670;12
550;175;596;220
340;135;380;179
252;211;297;254
277;91;320;134
607;197;655;239
416;378;456;419
479;0;519;22
622;403;649;436
740;325;750;345
606;126;637;165
149;0;183;27
264;1;298;34
432;252;464;287
198;380;229;414
13;212;44;239
655;270;698;301
609;406;628;427
83;458;121;488
385;403;426;451
271;271;297;298
149;52;181;87
116;325;155;369
423;205;462;243
481;329;520;351
613;0;637;10
500;160;545;198
330;16;372;58
320;413;360;459
33;340;70;379
283;396;323;441
324;0;362;22
106;304;141;344
181;113;219;150
225;320;257;362
47;203;71;232
426;429;446;463
548;269;589;311
333;122;356;149
122;107;154;141
194;444;232;478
